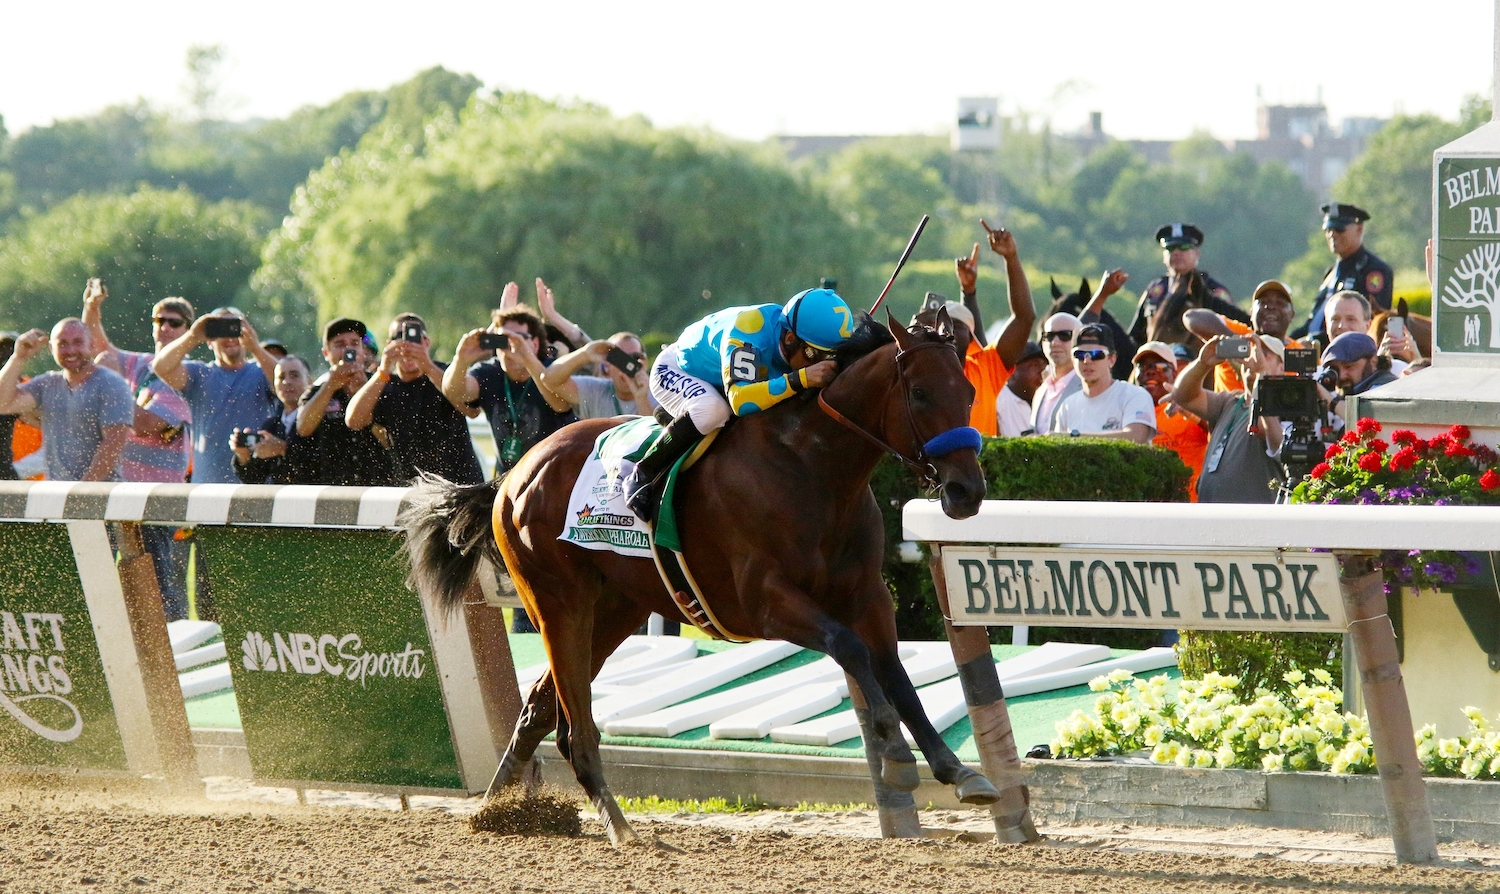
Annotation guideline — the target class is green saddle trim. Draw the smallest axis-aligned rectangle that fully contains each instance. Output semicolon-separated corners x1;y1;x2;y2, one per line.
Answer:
653;447;692;553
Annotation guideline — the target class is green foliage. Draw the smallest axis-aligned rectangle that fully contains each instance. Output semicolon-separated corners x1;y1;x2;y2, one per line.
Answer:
876;438;1192;641
1175;631;1341;695
253;93;861;355
0;187;269;353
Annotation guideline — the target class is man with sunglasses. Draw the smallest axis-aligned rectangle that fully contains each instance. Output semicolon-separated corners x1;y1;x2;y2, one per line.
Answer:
1029;312;1083;435
81;280;196;618
540;332;654;420
1291;203;1393;347
1049;324;1155;444
1128;223;1247;349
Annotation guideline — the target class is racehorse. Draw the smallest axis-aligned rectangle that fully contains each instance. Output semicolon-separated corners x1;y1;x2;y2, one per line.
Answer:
402;310;1001;846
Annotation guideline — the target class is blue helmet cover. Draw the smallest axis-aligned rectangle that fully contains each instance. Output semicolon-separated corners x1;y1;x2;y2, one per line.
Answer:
782;288;856;351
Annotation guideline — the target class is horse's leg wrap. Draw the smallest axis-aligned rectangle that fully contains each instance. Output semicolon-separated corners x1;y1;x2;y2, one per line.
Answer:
852;701;921;838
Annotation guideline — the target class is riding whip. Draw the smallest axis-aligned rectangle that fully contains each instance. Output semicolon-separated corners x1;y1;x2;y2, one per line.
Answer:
868;214;929;316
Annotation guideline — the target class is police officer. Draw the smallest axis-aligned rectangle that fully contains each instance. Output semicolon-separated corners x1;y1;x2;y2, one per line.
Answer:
1128;223;1249;349
1291;202;1394;347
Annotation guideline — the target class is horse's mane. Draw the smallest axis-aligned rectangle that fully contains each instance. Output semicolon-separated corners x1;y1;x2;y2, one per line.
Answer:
833;314;896;369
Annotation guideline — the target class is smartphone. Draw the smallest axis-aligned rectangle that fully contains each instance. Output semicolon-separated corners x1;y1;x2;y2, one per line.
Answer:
605;346;644;377
921;292;945;314
402;321;424;343
1388;316;1406;341
234;430;260;449
1219;336;1250;359
477;332;508;351
204;317;242;340
342;347;358;364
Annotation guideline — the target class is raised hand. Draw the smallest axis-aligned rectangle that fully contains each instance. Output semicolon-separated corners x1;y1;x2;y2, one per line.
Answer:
1098;268;1129;298
82;278;108;310
12;329;47;362
980;219;1017;260
501;281;520;311
536;278;557;319
955;243;980;294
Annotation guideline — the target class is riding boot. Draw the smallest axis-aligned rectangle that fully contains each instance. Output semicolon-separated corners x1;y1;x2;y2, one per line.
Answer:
624;414;705;523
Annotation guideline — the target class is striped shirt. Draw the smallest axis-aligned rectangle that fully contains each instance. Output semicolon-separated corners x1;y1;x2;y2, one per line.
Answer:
116;351;192;483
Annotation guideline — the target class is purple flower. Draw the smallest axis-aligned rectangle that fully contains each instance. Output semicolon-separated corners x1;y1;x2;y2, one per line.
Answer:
1434;498;1452;507
1408;549;1423;558
1464;554;1484;576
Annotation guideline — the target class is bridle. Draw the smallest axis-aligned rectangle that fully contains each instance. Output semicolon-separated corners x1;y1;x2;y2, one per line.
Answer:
817;338;982;491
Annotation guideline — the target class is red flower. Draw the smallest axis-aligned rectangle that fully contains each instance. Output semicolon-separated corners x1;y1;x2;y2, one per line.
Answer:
1392;429;1419;445
1357;418;1383;435
1446;441;1476;458
1358;452;1384;473
1390;447;1419;472
1368;439;1389;455
1482;469;1500;491
1450;424;1472;441
1341;432;1361;445
1324;443;1343;460
1310;462;1331;479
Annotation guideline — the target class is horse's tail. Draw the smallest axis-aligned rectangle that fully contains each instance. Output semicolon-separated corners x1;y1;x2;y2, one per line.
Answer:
399;472;504;616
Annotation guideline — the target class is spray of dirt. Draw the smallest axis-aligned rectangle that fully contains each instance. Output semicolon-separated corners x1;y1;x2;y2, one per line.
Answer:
467;785;582;836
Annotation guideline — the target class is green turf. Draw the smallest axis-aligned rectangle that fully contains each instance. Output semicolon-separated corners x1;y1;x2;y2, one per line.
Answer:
186;633;1178;763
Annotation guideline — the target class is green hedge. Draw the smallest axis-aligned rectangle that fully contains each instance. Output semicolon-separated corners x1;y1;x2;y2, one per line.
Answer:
874;437;1191;642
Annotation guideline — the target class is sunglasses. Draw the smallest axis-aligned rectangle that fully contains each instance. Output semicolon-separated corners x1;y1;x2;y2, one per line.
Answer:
1072;347;1110;362
153;316;188;328
1041;330;1074;342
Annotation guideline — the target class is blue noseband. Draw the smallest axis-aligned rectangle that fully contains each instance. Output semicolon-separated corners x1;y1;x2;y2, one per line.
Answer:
922;426;982;458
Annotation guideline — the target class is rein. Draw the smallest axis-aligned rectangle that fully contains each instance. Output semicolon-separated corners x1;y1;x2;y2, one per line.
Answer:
816;340;981;491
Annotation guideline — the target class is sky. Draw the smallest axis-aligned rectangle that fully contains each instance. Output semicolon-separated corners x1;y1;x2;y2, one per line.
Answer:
1;1;1493;143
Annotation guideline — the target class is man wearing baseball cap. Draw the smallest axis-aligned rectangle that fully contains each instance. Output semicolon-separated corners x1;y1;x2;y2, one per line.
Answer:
1321;331;1397;398
1170;334;1287;503
1292;203;1394;346
1184;279;1302;392
1132;341;1207;500
1128;223;1247;348
1050;324;1155;444
996;340;1047;437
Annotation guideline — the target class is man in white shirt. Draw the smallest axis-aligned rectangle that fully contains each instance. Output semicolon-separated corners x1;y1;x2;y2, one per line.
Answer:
996;341;1046;437
1029;312;1082;434
1051;324;1156;444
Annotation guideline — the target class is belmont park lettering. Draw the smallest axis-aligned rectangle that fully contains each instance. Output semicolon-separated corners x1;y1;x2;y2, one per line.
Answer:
240;631;426;687
0;609;83;743
940;547;1346;631
1442;164;1500;233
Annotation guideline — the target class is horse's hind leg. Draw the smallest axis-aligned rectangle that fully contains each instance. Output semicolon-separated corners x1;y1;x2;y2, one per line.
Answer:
487;672;558;797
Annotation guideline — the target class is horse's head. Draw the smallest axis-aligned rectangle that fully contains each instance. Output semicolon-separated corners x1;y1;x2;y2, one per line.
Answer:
824;309;984;518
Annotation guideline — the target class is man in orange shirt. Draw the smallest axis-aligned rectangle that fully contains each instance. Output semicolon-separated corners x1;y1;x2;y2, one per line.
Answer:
943;223;1036;436
1184;279;1300;393
1133;341;1208;501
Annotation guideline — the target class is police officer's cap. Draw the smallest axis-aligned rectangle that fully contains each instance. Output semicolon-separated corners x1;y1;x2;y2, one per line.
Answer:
1155;223;1204;250
1321;203;1371;229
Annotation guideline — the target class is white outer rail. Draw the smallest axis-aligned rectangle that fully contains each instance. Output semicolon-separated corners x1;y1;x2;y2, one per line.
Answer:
904;499;1500;551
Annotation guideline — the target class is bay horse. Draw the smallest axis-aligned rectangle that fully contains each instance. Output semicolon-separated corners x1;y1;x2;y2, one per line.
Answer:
403;311;999;845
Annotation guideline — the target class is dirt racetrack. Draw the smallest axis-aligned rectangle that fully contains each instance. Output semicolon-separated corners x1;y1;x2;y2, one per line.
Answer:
3;777;1499;894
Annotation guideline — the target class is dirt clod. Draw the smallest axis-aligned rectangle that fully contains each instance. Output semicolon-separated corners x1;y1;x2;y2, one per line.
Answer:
467;786;581;837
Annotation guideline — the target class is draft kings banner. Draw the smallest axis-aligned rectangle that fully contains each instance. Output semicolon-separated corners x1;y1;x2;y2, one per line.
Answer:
940;545;1346;632
198;527;463;789
0;524;127;770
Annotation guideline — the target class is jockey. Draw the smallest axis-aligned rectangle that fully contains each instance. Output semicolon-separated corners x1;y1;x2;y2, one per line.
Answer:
624;288;856;521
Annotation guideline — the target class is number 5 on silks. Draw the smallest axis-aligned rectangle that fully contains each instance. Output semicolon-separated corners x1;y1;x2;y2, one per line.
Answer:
730;347;756;382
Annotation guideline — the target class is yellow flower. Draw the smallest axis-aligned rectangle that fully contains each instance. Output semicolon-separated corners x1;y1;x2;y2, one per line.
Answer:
1262;752;1285;771
1311;668;1333;685
1144;725;1164;747
1283;670;1305;685
1107;668;1133;684
1089;676;1111;692
1438;739;1464;760
1193;749;1215;769
1258;731;1278;750
1215;745;1237;768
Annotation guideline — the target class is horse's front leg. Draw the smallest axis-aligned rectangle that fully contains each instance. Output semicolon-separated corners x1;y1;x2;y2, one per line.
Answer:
760;591;920;792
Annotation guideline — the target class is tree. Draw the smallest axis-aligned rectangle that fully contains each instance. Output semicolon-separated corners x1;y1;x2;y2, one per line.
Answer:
0;187;269;353
251;93;861;353
1441;241;1500;348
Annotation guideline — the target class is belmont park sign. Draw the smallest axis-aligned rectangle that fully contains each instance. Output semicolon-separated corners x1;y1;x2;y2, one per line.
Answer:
939;546;1346;631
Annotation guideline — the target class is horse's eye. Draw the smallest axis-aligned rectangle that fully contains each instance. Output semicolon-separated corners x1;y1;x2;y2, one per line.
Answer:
912;387;929;403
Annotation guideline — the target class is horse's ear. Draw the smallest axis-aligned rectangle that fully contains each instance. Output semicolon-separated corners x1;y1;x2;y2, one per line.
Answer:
1079;278;1092;301
1050;278;1062;299
885;309;915;350
1397;296;1409;317
933;305;955;342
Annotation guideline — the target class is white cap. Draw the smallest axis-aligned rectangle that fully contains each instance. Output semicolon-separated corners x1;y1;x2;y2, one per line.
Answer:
941;301;975;330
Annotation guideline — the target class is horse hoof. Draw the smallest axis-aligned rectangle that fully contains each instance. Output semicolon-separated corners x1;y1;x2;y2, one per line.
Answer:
882;758;920;792
607;821;643;848
955;772;1000;806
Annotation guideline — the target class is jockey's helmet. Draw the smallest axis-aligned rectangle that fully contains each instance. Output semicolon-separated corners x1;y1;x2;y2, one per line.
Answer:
782;289;856;352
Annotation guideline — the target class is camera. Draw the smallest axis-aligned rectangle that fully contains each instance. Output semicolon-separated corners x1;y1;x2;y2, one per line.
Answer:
402;321;423;343
477;332;508;351
204;317;242;340
342;347;358;364
1218;336;1250;359
233;430;261;449
605;346;643;377
1283;346;1318;377
1252;374;1328;489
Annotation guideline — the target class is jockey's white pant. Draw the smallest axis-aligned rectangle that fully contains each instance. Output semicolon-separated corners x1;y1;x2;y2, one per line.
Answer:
650;345;732;436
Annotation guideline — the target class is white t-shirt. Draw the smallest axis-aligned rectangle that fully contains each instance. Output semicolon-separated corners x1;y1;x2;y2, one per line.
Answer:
996;387;1034;437
1051;380;1157;437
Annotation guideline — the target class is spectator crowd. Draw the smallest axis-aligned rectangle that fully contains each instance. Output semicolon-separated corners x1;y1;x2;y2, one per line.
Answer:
0;198;1423;624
